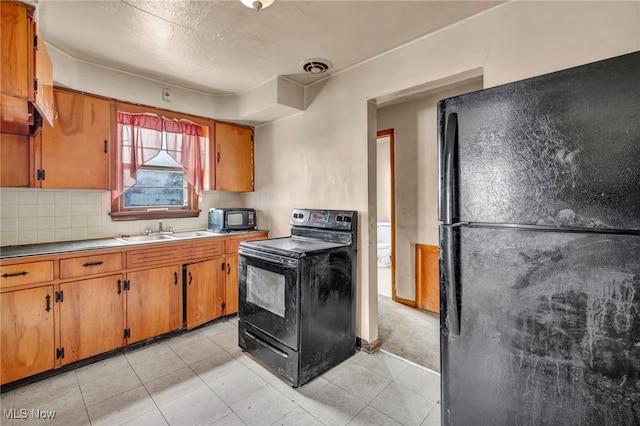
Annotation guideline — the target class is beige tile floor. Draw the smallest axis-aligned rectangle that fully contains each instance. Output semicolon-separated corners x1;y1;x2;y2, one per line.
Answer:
0;317;441;426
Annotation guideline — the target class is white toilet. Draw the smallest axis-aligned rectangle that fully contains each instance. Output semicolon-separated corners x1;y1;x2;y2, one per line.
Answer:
377;222;391;267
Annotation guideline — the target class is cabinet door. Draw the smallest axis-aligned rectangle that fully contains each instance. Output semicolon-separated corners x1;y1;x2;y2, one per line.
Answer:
186;259;224;329
1;286;54;384
0;2;29;99
32;26;54;126
0;133;31;187
1;93;31;136
214;122;254;192
41;90;112;189
59;275;124;365
126;265;182;344
225;255;239;315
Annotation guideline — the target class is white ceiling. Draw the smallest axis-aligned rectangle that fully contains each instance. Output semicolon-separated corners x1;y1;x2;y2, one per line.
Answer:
37;0;504;95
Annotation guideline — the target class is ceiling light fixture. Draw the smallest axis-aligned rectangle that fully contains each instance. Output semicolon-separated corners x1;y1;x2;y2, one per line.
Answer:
241;0;274;11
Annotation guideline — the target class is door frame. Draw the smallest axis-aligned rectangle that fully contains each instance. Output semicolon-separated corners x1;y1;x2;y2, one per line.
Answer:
377;128;417;307
377;129;403;304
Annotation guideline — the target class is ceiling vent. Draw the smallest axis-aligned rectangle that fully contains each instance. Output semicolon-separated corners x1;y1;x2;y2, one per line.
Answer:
302;59;332;74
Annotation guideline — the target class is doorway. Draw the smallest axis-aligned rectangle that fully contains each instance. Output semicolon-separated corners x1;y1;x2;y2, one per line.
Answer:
375;125;441;372
374;76;484;372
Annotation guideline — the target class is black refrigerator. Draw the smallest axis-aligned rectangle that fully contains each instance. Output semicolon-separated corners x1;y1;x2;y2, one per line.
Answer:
438;51;640;426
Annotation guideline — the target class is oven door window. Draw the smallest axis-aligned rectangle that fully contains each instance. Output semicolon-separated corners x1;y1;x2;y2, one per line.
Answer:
239;253;299;350
247;265;285;317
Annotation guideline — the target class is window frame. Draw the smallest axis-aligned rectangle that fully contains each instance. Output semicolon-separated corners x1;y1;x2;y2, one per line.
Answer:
110;102;213;221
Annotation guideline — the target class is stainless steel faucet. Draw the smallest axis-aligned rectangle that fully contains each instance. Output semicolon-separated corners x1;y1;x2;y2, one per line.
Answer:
158;220;163;233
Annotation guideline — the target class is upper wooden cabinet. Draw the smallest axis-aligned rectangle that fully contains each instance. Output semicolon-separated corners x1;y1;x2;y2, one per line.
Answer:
39;89;112;189
214;122;254;192
33;26;54;127
1;2;29;100
0;133;32;187
0;1;54;133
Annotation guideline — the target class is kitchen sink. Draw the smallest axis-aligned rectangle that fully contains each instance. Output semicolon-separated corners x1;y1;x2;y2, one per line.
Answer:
171;230;214;239
114;234;176;244
114;230;217;244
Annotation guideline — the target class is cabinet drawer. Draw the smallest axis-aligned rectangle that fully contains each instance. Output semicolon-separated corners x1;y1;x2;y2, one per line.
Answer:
0;261;54;289
60;252;123;279
127;246;182;269
183;240;223;260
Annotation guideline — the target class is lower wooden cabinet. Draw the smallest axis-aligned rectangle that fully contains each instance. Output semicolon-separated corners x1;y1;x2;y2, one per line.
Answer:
59;275;124;365
0;231;268;385
185;259;225;329
126;265;182;344
1;286;55;385
224;255;239;315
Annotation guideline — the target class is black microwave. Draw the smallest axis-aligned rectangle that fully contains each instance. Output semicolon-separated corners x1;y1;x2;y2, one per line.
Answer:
208;208;256;232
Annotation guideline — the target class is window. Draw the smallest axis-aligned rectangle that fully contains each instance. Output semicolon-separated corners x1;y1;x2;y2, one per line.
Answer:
123;149;187;208
110;109;210;221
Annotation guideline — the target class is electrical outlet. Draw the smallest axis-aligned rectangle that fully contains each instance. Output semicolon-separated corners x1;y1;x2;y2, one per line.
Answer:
162;88;172;102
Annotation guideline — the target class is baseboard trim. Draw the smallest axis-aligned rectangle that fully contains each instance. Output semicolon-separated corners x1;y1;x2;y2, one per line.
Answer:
356;337;382;353
395;296;416;307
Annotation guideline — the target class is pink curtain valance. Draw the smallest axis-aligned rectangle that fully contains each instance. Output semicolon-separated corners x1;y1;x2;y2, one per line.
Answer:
116;112;164;130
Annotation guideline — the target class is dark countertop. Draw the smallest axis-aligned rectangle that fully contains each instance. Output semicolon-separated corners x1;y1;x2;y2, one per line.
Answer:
0;229;268;260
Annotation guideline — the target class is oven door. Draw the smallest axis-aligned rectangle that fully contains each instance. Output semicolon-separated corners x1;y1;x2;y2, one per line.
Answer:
238;247;299;350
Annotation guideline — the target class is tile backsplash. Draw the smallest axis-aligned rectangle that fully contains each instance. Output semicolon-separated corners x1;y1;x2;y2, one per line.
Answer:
0;188;270;247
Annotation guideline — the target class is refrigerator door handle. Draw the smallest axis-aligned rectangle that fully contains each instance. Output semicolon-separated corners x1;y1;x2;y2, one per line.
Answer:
442;112;459;225
442;225;461;335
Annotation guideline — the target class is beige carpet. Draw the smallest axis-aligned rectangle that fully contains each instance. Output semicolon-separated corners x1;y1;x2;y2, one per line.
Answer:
377;294;441;372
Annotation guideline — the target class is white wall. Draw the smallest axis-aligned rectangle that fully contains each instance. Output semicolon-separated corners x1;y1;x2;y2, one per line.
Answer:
254;1;639;344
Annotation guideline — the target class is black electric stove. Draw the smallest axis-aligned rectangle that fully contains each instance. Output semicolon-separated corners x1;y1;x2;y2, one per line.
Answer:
237;208;357;387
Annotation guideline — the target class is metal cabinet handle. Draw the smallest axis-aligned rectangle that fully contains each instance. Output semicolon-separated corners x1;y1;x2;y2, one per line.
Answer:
217;151;221;163
45;294;51;312
82;261;104;267
188;271;193;285
117;279;122;294
103;140;108;154
2;271;28;278
227;263;231;275
174;271;178;286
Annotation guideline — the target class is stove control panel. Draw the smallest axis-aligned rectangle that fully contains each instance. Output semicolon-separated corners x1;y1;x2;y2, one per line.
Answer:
290;209;357;231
